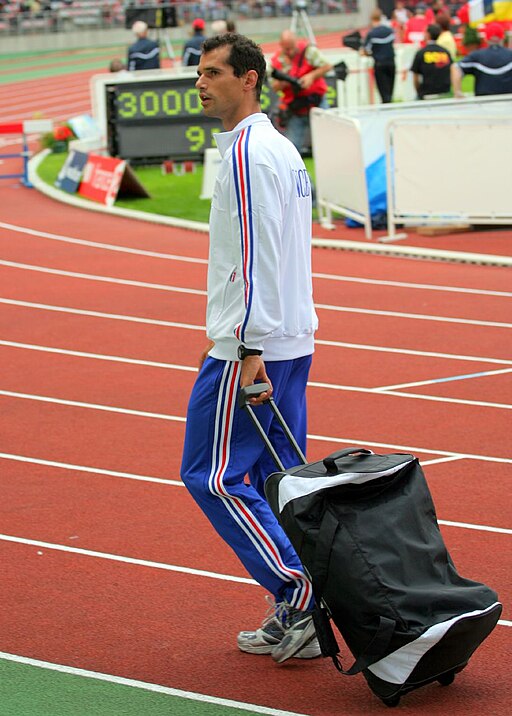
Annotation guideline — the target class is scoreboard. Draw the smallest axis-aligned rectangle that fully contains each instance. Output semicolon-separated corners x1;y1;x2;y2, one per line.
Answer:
92;69;338;163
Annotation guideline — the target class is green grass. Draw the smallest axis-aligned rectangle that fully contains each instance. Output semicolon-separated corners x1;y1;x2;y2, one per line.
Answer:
36;152;316;224
0;658;274;716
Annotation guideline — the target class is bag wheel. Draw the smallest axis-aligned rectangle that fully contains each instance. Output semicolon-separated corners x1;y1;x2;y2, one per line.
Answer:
438;671;455;686
382;695;400;708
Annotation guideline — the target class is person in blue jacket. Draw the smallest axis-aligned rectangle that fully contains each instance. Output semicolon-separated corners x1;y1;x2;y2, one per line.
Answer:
452;22;512;97
361;8;396;103
127;20;160;71
182;18;207;67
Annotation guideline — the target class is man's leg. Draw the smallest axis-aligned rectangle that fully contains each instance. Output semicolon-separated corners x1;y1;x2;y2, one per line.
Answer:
285;113;309;154
181;357;313;611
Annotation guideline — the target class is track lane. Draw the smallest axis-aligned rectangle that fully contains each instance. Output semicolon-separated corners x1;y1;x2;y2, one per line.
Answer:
1;271;510;362
1;329;511;450
0;461;510;606
2;339;510;404
0;539;509;716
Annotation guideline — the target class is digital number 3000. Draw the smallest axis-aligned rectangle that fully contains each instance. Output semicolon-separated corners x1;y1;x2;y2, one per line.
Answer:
116;88;204;119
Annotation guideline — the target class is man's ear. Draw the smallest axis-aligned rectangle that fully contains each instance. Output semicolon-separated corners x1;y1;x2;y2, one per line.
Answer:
244;69;259;91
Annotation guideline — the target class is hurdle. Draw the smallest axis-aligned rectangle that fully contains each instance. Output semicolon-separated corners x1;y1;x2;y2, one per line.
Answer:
0;119;53;187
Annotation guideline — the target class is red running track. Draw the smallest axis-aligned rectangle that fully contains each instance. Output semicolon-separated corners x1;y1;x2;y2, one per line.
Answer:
0;177;511;716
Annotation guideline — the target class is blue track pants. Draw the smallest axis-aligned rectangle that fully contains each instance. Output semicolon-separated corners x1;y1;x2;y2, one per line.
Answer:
180;355;314;611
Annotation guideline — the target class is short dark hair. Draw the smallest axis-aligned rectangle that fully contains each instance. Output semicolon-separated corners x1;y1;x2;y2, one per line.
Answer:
427;23;441;41
201;33;267;100
436;13;451;32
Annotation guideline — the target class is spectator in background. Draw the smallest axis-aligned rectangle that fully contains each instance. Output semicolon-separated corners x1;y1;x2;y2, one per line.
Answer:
270;30;332;153
127;20;160;71
361;8;396;103
211;19;236;35
391;1;411;43
425;0;450;24
452;22;512;97
182;18;207;66
410;23;452;99
403;4;428;45
436;14;457;59
211;19;227;34
109;57;127;73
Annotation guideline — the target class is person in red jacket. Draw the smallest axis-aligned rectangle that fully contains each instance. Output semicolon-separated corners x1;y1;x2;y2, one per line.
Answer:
403;4;429;45
270;30;333;154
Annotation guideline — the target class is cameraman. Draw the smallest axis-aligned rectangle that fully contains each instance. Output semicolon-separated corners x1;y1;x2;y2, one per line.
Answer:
270;30;333;154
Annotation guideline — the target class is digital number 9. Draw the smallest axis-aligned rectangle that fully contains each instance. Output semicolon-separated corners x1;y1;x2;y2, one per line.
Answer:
186;125;205;152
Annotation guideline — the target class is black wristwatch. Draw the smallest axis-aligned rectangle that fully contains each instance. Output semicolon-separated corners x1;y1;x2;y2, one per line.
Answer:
237;345;263;361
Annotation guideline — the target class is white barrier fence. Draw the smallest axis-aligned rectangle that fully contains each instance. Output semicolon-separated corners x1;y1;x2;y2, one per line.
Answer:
311;95;512;241
386;116;512;242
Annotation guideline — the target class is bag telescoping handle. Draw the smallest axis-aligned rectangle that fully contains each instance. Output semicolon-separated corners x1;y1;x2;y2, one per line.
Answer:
238;384;307;471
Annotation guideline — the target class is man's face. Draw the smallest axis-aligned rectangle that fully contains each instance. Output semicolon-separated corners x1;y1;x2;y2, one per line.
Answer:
280;37;297;60
196;45;248;129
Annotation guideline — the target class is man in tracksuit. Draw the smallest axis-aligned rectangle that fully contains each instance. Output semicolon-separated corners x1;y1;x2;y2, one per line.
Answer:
181;33;320;663
361;8;396;103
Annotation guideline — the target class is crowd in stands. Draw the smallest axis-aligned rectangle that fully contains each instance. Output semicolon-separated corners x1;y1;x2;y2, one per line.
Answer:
0;0;356;34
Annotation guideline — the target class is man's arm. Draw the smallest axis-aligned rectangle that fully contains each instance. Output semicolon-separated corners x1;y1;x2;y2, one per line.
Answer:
412;72;421;95
451;63;464;98
301;45;333;89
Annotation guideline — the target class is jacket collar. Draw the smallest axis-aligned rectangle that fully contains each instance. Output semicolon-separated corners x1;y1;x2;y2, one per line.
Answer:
214;113;270;157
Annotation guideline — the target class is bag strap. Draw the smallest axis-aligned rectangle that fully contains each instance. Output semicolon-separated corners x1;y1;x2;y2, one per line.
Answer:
311;509;396;675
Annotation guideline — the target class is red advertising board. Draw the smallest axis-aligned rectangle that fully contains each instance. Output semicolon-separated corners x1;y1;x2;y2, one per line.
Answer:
78;154;126;206
78;154;149;206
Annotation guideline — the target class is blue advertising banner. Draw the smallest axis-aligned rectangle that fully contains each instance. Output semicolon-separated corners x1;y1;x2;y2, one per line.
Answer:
55;150;88;194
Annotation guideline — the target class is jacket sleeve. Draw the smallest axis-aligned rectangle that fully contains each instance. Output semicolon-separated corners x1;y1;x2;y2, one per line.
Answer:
230;131;285;351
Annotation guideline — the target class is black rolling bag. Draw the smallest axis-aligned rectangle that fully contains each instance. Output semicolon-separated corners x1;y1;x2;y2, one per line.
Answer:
239;385;502;708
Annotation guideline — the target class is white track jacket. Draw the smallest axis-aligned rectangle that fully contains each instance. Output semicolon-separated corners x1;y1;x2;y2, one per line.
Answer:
207;113;318;362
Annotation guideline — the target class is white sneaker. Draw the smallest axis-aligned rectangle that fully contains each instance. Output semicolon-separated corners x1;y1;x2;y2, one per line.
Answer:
271;605;317;663
237;597;320;659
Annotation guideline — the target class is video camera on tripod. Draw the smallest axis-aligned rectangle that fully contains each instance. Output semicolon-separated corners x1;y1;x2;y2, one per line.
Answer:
270;68;302;93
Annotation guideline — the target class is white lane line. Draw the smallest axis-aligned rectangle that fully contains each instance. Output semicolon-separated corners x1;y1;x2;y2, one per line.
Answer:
0;261;509;328
1;315;511;367
3;221;511;297
0;260;207;297
1;342;508;403
0;652;313;716
0;340;198;373
421;456;465;466
0;391;187;422
307;434;512;465
438;520;512;535
376;367;512;391
307;382;512;410
0;533;256;585
315;303;512;329
0;298;205;330
2;365;511;412
0;221;209;264
1;453;509;536
1;392;511;464
4;221;511;298
312;272;512;298
0;453;183;486
315;339;512;366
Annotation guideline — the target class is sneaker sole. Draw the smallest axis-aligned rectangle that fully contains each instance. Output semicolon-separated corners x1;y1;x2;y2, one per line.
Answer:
238;639;321;658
